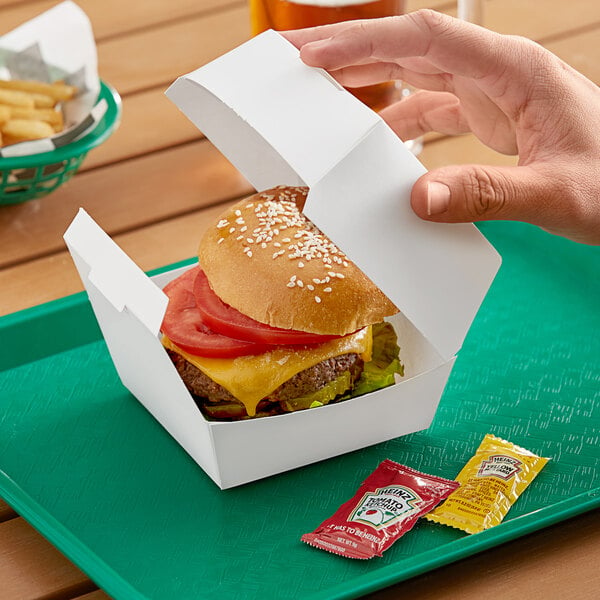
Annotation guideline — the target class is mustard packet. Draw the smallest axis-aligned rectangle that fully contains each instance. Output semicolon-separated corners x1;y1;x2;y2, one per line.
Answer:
425;434;550;534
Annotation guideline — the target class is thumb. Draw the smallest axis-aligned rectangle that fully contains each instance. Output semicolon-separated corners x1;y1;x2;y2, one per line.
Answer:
411;164;554;227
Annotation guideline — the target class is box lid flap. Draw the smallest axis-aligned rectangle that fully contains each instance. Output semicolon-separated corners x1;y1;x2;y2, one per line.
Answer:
63;210;223;485
166;31;501;359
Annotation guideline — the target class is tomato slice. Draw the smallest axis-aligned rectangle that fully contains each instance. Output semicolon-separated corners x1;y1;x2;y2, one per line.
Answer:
193;267;340;345
161;266;270;358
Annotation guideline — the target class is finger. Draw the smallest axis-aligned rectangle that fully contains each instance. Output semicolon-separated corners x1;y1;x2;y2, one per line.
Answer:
281;20;373;48
382;90;517;153
329;63;453;93
297;13;499;74
379;91;470;140
410;164;566;233
296;11;539;108
284;26;446;76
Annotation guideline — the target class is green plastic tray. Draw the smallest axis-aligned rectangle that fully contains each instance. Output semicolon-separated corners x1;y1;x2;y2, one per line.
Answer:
1;220;598;600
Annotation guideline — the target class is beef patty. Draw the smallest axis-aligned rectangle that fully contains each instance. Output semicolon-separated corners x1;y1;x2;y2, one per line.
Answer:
168;350;364;419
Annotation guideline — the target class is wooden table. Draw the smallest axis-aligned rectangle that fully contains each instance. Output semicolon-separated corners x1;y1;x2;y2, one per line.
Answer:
1;1;598;598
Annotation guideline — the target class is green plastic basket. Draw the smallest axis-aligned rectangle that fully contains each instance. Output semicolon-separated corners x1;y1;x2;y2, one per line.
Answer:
0;80;121;205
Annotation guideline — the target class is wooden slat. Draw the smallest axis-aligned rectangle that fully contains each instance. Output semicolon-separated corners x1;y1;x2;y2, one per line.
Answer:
97;5;250;95
0;140;252;272
0;0;32;8
1;132;513;276
0;517;95;600
80;86;202;171
406;0;454;11
74;591;111;600
545;26;600;85
0;202;238;315
483;0;600;40
0;0;245;40
0;499;17;522
419;132;518;171
0;132;518;315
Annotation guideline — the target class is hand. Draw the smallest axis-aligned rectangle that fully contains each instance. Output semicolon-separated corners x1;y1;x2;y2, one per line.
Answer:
282;11;600;245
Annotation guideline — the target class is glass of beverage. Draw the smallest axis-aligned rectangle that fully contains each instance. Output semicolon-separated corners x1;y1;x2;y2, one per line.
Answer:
249;0;406;112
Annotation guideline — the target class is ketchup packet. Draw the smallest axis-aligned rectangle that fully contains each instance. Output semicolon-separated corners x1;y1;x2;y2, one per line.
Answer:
301;459;460;559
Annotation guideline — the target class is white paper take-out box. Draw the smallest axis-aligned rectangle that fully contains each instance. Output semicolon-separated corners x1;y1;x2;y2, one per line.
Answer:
64;31;501;489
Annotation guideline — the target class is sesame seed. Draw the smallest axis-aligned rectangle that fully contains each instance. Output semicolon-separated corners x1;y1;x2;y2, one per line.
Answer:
315;296;321;303
229;227;236;234
297;280;304;288
290;275;297;282
217;238;224;244
247;251;253;257
235;209;242;217
236;235;244;241
307;284;314;291
247;238;254;244
287;282;295;288
261;242;267;249
298;262;304;268
217;219;229;229
323;287;332;292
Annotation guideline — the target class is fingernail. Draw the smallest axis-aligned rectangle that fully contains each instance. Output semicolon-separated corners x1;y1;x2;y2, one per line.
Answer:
427;182;451;216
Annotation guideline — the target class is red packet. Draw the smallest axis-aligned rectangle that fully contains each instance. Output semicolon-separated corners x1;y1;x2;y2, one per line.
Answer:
301;459;459;559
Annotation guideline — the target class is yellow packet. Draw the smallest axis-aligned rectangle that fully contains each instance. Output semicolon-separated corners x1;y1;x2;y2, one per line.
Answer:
425;434;549;534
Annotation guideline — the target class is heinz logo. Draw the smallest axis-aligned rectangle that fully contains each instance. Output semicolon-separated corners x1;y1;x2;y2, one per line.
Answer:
348;486;421;529
477;454;523;480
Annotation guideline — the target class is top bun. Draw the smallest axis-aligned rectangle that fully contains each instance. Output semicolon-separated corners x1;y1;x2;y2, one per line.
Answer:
198;186;398;336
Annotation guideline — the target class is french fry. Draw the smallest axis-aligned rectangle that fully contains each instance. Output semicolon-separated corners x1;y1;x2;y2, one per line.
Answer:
0;79;77;102
0;105;11;125
9;106;64;132
1;119;55;146
0;89;35;109
30;93;57;108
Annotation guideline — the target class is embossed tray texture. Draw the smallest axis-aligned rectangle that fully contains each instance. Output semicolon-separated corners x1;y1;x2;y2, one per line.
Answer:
1;218;599;599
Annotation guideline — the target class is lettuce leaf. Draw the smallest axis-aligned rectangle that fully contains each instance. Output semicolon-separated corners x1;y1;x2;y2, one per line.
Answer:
345;321;404;399
282;322;403;412
281;371;351;412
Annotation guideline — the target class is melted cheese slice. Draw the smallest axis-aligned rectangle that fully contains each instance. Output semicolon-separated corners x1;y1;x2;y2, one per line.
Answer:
163;326;372;417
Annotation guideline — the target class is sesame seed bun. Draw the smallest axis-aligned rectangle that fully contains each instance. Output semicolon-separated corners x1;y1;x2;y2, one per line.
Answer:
198;186;398;336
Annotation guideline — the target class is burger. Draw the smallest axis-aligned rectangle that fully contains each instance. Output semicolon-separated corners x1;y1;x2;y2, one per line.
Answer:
160;186;403;420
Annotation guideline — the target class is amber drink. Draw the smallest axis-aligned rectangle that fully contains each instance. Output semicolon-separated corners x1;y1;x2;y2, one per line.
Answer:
249;0;405;112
